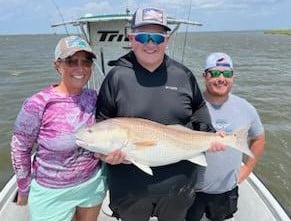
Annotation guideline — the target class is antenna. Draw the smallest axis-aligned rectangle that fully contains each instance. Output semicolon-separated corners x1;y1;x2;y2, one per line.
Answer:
181;0;192;64
51;0;69;35
126;0;130;15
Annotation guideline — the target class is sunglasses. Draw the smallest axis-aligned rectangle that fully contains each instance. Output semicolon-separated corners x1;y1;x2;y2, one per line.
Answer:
207;69;234;78
58;57;93;68
133;32;167;45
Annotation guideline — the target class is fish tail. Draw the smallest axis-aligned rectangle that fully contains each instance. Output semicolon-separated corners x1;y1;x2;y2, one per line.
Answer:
233;127;254;158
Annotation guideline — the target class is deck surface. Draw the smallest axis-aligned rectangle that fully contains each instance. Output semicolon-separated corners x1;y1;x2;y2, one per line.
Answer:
1;175;290;221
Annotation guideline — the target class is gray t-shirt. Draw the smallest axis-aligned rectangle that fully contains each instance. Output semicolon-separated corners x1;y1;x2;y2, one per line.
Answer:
195;93;264;194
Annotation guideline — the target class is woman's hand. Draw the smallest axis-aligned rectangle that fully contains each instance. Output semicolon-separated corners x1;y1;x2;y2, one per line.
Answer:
16;194;28;206
94;149;127;165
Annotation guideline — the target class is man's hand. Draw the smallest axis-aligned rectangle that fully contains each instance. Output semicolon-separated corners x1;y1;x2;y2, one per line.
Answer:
208;131;227;152
238;164;252;184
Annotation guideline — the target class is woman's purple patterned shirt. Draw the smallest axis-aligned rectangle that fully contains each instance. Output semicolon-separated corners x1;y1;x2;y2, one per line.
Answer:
11;85;100;196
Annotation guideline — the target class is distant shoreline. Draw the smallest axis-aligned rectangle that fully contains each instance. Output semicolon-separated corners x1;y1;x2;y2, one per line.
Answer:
264;29;291;35
1;29;291;36
0;30;264;37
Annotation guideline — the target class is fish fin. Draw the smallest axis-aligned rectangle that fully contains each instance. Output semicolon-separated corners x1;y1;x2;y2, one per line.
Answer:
167;125;193;132
233;127;254;158
131;161;153;175
188;153;208;167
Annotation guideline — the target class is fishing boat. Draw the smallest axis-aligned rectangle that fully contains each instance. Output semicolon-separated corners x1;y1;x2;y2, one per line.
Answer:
0;9;290;221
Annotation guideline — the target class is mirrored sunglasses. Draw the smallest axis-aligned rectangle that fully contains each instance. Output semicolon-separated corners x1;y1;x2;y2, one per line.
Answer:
133;32;167;45
207;69;234;78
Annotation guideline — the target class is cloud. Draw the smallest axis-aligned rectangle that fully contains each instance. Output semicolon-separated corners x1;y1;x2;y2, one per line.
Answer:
60;2;109;19
0;0;22;5
139;0;286;10
0;0;289;34
0;0;51;19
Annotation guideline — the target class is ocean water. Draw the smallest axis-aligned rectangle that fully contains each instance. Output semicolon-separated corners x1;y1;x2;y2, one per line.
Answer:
0;32;290;215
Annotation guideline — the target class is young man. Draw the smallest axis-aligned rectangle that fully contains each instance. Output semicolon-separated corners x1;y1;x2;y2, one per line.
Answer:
186;52;265;221
95;7;216;221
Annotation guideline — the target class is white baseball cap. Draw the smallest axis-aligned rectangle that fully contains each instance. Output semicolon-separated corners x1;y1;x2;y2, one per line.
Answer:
205;52;233;70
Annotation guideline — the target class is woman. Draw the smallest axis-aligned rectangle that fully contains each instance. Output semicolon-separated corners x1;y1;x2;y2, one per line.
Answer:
11;35;106;221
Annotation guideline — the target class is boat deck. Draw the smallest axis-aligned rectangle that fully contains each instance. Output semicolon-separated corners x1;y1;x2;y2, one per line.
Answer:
0;174;290;221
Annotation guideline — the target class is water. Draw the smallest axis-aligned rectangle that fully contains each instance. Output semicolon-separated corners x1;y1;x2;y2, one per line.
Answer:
0;32;290;215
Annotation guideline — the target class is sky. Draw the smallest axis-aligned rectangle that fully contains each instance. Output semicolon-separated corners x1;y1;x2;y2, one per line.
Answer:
0;0;291;35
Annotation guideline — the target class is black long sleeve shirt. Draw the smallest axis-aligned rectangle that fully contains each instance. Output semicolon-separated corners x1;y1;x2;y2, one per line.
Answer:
95;51;214;203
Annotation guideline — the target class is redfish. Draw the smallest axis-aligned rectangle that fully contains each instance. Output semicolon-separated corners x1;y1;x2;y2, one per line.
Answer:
75;117;252;175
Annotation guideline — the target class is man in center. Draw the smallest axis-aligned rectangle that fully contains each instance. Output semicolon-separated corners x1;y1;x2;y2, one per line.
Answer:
95;7;216;221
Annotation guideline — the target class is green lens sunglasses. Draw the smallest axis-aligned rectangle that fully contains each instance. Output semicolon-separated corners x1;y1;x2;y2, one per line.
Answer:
207;70;234;78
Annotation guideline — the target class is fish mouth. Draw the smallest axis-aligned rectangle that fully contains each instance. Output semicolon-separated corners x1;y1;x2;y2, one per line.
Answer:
75;139;88;148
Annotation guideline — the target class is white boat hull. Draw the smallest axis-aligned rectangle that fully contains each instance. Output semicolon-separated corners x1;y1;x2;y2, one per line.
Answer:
0;176;29;221
1;173;289;221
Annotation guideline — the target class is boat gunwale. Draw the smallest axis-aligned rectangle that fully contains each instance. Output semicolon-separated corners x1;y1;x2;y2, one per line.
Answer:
0;176;16;212
246;172;290;219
